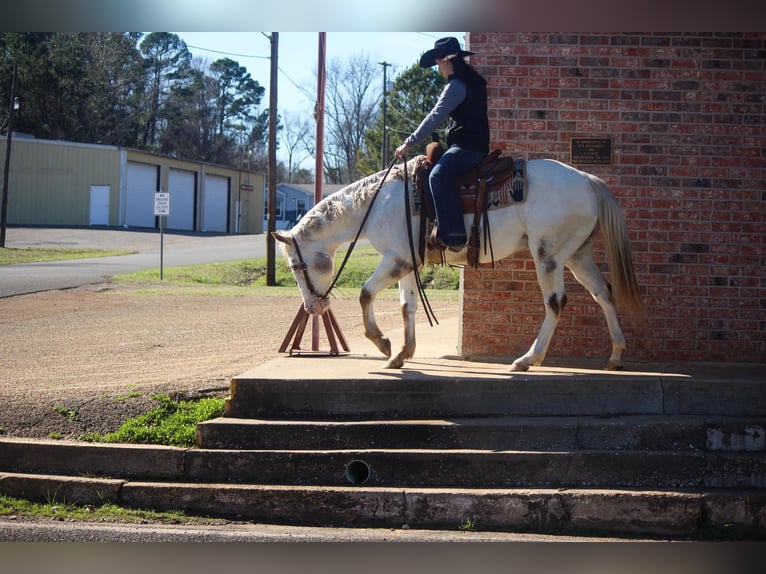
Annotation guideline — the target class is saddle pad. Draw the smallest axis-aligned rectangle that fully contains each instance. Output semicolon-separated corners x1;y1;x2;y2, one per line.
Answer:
459;158;526;212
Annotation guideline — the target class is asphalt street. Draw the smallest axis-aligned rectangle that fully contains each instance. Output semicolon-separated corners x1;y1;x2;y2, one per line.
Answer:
1;226;269;297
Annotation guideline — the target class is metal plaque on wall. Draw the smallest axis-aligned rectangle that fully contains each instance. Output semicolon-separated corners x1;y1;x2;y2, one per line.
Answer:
571;138;612;165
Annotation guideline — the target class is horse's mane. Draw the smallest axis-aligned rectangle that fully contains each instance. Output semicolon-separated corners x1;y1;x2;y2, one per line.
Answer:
294;161;416;240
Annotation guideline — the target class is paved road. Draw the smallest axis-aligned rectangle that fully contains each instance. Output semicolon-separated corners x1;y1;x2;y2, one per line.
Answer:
0;516;638;542
1;226;268;297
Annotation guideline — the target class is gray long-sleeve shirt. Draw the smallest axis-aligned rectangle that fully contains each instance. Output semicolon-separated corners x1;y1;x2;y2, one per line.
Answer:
404;77;467;148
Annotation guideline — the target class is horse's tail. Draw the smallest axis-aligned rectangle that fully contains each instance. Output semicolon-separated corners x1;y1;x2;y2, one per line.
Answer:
589;176;646;320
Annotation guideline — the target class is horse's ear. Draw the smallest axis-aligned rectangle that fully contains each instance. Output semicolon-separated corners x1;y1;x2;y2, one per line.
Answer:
272;230;291;245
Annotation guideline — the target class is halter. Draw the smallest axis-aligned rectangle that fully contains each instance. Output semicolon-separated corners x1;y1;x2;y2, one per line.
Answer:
289;235;329;303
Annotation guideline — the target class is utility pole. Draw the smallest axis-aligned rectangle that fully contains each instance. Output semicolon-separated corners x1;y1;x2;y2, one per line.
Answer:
266;33;279;286
378;61;391;170
1;57;18;248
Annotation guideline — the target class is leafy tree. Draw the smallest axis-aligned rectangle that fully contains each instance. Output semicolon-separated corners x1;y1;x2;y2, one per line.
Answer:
81;33;145;146
1;33;146;146
1;33;61;139
358;63;444;176
0;33;271;170
159;65;211;159
138;32;192;149
207;57;267;166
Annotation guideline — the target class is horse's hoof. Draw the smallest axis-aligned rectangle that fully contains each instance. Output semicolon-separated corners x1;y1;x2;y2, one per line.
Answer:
510;361;529;372
384;356;404;369
605;361;623;371
376;338;392;358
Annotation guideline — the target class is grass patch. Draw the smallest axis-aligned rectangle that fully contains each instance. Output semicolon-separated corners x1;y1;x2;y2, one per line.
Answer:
80;393;224;448
113;245;460;291
0;246;133;265
0;494;216;525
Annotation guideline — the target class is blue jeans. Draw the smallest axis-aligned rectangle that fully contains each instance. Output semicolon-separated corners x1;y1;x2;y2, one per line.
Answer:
429;146;486;247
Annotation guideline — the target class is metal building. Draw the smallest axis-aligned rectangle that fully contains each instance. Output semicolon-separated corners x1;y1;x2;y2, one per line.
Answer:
0;135;265;234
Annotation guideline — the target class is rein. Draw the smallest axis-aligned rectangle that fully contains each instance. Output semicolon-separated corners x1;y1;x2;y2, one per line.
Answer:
402;157;438;327
292;158;399;302
291;156;438;327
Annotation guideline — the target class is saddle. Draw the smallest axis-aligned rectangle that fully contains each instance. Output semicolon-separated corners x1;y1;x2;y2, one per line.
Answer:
413;142;526;268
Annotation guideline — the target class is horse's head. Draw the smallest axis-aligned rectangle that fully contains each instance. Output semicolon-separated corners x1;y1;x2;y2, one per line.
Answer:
273;229;334;315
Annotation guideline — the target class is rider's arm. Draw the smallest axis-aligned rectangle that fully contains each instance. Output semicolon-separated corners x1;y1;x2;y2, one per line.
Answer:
403;77;467;149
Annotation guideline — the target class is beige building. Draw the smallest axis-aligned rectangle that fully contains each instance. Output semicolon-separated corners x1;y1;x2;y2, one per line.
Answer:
0;135;265;234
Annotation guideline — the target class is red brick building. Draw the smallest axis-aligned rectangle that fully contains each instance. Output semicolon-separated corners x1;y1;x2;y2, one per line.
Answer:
461;32;765;364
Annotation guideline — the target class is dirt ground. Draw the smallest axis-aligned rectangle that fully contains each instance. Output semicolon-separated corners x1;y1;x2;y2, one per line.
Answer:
0;283;458;440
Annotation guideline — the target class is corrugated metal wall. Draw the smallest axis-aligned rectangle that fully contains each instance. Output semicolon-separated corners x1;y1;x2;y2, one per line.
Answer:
0;137;265;233
1;137;120;226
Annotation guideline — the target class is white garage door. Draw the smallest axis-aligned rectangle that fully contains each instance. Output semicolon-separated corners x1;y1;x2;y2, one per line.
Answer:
203;175;229;232
125;163;158;228
167;169;196;231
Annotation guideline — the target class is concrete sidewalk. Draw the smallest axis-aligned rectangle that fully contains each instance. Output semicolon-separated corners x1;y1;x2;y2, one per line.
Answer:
276;311;764;386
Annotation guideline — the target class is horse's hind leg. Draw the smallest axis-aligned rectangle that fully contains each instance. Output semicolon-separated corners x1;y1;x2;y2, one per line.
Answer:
566;246;626;370
511;250;567;372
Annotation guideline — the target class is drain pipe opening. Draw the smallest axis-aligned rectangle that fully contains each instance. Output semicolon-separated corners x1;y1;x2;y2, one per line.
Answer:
344;459;371;485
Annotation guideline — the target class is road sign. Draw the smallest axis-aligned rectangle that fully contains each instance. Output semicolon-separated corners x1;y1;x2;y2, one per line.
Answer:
154;192;170;216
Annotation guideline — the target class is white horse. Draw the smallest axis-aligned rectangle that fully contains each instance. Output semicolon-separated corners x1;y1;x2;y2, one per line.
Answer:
273;157;645;372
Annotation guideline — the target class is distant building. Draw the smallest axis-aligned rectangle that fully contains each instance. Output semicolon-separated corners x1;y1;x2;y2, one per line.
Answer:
0;135;265;234
264;183;344;230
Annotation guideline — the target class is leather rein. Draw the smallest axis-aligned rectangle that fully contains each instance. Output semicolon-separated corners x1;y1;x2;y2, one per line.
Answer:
289;157;438;326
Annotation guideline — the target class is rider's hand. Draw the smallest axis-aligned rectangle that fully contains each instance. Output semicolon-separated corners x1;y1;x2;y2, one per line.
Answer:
395;143;410;160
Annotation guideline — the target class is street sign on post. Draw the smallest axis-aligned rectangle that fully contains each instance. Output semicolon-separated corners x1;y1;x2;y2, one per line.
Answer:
154;192;170;280
154;192;170;216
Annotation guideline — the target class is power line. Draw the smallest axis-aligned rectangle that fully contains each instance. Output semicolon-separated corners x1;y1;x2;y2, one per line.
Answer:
186;41;314;106
185;43;270;60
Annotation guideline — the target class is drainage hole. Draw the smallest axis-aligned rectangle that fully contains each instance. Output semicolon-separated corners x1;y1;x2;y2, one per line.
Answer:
344;459;371;485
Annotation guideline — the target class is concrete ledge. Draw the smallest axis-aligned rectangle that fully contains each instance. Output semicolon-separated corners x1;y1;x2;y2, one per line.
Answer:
0;438;186;480
197;415;766;452
0;472;124;506
120;482;406;528
117;481;766;538
2;472;764;538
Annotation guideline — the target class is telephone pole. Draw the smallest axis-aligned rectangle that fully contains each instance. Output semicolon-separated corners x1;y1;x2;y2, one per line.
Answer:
379;61;391;170
1;57;18;248
266;33;279;286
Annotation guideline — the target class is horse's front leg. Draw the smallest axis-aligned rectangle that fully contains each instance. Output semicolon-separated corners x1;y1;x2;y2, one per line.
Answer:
359;254;415;367
384;272;418;369
360;286;391;358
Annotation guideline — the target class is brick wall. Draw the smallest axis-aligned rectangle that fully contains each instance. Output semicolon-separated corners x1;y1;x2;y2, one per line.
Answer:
461;33;765;365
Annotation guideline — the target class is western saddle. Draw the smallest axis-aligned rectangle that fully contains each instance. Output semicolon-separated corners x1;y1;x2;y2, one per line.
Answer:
413;140;525;268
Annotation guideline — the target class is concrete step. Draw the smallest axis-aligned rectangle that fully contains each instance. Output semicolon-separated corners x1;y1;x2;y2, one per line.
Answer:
1;438;764;489
1;469;765;539
226;369;766;419
196;415;766;452
184;448;766;489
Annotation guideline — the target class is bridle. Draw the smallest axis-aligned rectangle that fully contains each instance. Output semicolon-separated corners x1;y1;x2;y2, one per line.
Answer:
288;235;330;303
287;159;398;304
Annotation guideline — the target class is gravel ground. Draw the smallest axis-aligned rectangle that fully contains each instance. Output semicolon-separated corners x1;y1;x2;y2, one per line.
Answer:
0;282;458;440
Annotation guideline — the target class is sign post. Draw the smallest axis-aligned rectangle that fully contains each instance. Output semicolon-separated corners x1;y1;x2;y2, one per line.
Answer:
153;191;170;280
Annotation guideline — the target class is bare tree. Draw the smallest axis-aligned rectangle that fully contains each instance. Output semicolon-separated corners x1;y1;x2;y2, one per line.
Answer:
323;53;380;183
279;111;313;183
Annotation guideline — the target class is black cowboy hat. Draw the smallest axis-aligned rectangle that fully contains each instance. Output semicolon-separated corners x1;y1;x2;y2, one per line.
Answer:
419;36;475;68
